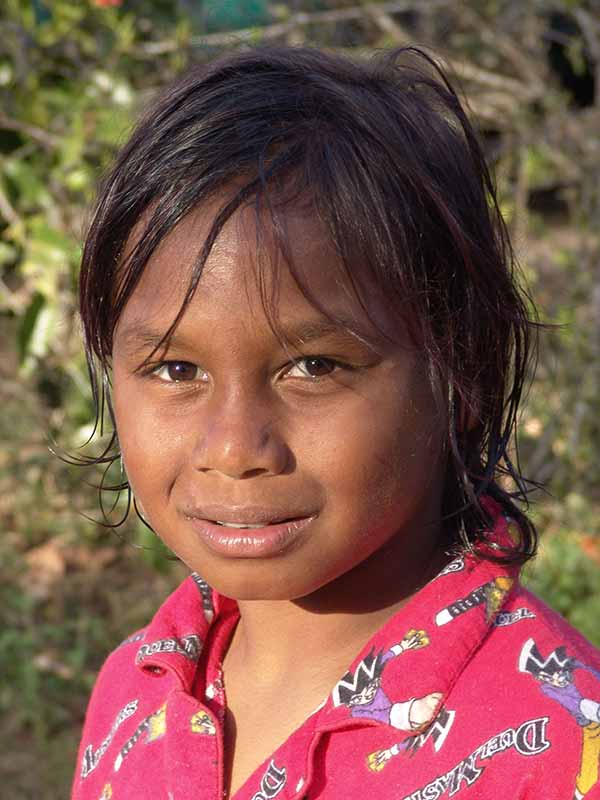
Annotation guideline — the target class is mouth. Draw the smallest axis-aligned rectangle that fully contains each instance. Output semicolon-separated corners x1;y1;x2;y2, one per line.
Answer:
183;504;314;527
213;520;285;529
182;507;316;558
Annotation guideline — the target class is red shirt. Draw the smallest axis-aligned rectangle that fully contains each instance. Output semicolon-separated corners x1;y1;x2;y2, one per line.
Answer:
72;508;600;800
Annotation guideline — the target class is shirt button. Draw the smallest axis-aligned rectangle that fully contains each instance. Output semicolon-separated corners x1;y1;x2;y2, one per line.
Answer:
205;678;223;699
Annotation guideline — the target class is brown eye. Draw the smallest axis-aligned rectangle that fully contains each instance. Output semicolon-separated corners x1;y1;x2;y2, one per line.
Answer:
286;356;339;379
302;357;336;377
153;361;202;382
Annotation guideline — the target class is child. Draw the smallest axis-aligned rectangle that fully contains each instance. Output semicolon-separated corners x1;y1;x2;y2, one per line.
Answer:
71;46;600;800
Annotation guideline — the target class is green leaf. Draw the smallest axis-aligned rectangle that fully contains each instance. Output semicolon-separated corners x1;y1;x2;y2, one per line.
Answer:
3;159;50;208
94;106;133;146
0;240;17;268
17;291;46;364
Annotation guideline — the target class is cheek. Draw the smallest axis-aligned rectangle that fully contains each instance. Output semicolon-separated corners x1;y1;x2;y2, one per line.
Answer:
314;381;444;505
113;378;185;499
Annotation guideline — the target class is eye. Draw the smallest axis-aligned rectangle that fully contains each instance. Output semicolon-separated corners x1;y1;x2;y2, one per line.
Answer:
152;361;206;383
285;356;340;379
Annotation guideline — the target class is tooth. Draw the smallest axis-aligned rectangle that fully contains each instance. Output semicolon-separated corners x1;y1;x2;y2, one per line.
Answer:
215;521;262;528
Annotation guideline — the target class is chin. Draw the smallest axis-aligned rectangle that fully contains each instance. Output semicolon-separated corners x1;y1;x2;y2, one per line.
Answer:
184;561;321;603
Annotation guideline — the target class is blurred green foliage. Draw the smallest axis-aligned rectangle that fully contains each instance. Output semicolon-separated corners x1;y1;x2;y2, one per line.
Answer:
1;1;599;797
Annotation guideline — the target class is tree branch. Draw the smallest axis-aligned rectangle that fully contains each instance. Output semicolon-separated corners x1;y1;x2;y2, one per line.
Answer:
0;111;60;149
0;183;20;227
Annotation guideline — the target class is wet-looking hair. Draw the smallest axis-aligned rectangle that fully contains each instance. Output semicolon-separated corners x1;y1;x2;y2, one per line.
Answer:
78;45;539;565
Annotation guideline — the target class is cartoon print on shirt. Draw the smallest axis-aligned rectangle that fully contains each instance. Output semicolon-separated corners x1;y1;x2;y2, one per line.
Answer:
98;784;112;800
191;572;215;622
493;607;536;627
333;629;441;731
405;716;550;799
505;518;521;544
114;702;167;772
250;759;287;800
519;638;600;799
435;577;513;626
135;634;202;664
367;706;456;772
81;699;139;778
436;556;465;578
190;709;216;736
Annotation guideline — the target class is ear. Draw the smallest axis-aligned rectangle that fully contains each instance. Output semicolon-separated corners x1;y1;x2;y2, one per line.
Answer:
461;410;480;432
457;393;480;433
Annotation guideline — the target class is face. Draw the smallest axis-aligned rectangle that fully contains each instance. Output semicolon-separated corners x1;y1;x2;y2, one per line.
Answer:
349;681;380;707
111;199;447;603
543;670;570;688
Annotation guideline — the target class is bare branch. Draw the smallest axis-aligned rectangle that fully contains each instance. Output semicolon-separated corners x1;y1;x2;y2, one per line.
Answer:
451;60;540;101
0;112;60;149
0;182;20;227
456;4;546;94
0;276;23;313
365;6;411;43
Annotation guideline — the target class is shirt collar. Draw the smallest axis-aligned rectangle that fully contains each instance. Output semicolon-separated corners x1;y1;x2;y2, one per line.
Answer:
318;500;521;740
133;572;237;688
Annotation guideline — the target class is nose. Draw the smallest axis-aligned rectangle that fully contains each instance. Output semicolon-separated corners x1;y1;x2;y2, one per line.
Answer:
191;388;290;479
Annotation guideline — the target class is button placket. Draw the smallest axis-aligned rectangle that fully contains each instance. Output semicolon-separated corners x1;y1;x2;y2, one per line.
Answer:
164;689;222;800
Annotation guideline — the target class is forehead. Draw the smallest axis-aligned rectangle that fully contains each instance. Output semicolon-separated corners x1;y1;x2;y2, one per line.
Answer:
117;196;403;346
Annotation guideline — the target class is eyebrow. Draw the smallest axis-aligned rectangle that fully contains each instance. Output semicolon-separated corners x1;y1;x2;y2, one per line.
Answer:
117;326;188;357
117;316;378;357
282;317;374;346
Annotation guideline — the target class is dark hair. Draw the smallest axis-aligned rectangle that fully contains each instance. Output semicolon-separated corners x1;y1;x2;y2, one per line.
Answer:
77;45;539;564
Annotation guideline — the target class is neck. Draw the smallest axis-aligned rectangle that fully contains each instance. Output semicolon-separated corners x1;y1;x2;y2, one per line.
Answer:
223;522;449;690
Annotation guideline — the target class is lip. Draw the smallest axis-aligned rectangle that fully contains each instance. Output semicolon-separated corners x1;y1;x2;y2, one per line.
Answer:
184;514;316;558
183;504;315;527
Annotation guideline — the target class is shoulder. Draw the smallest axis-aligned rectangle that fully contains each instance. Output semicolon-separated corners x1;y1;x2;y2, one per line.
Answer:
86;625;156;705
497;583;600;669
71;624;167;796
459;580;600;703
87;623;155;698
445;581;600;799
71;575;224;798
